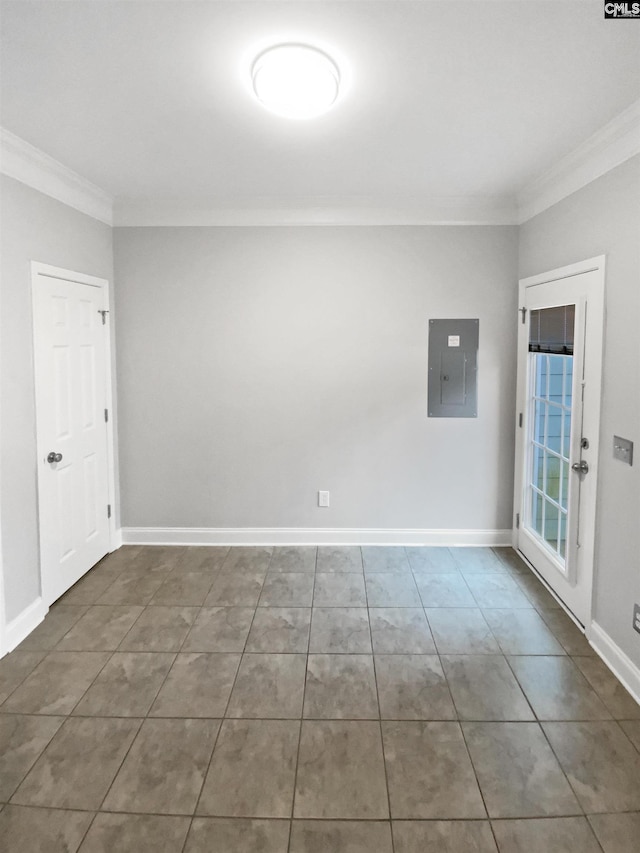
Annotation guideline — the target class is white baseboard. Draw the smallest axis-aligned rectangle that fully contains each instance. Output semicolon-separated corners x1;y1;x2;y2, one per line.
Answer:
121;527;512;547
4;597;48;655
588;621;640;707
111;528;123;550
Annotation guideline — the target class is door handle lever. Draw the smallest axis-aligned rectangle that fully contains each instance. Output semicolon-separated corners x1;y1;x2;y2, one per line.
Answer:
571;460;588;474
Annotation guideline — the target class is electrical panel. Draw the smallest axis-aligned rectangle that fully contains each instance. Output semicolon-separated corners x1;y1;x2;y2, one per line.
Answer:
428;319;479;418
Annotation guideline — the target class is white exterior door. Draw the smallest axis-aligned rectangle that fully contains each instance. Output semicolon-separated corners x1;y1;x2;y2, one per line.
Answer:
513;257;605;627
32;266;112;605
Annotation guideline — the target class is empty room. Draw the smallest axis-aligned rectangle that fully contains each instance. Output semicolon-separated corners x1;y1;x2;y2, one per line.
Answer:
1;1;639;851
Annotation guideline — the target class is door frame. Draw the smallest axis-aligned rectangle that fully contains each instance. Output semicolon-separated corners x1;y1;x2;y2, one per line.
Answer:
512;255;606;630
31;262;118;605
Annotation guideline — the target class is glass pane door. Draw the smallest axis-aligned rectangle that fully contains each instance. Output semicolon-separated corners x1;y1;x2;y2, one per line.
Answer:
526;305;575;571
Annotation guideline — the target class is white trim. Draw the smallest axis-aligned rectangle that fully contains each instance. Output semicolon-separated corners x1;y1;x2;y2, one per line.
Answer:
3;598;48;655
112;528;123;550
588;621;640;708
0;128;113;225
121;527;513;547
113;196;518;227
518;98;640;223
31;262;118;605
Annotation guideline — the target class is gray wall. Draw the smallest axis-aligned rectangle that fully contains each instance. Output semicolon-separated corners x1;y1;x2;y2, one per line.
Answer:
519;154;640;669
114;225;518;532
0;175;113;622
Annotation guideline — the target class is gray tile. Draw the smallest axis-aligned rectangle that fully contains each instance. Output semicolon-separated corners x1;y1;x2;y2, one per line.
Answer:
185;817;290;853
362;546;411;573
393;820;498;853
295;720;389;818
12;716;140;809
17;605;88;650
150;572;215;605
104;718;220;814
508;655;612;720
573;655;640;719
514;572;562;611
620;719;640;752
59;566;123;605
198;719;299;817
205;571;266;607
183;607;255;652
441;655;534;721
118;605;198;651
370;608;436;654
149;653;240;717
365;573;421;607
222;547;273;573
482;609;566;655
376;655;456;720
538;609;595;655
125;546;186;574
491;817;602;853
177;546;229;572
2;651;110;714
492;548;530;574
464;574;533;609
463;721;580;817
588;813;640;853
269;546;317;573
316;546;363;573
427;607;501;654
79;814;190;853
309;607;371;653
55;605;143;651
259;573;314;607
304;654;379;719
452;548;507;574
97;572;166;605
227;653;306;718
414;573;475;607
0;714;64;801
382;721;485;818
72;651;175;717
313;574;367;607
96;545;142;572
405;547;459;573
0;650;46;705
0;805;93;853
290;820;393;852
543;721;640;812
246;608;311;653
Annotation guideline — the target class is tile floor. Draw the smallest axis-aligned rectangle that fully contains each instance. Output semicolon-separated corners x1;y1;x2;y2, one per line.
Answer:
1;545;639;852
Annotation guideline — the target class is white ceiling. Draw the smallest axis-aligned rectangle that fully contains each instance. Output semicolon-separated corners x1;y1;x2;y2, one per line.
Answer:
1;1;639;216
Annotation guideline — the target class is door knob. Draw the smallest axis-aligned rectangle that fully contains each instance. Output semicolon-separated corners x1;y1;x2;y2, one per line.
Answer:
47;452;63;463
571;460;589;474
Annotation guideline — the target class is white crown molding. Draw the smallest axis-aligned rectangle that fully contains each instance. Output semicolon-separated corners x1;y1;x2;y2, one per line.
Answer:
518;98;640;223
121;527;513;547
113;195;518;227
0;127;113;225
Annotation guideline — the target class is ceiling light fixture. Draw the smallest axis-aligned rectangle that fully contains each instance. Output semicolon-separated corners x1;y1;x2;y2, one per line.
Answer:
251;43;340;120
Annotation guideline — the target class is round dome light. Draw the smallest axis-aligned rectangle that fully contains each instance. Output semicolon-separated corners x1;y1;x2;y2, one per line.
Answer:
251;44;340;120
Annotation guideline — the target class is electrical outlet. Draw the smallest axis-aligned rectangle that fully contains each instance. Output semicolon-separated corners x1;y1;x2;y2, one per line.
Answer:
318;490;330;508
633;603;640;635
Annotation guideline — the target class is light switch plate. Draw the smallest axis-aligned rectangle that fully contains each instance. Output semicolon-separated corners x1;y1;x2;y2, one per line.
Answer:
613;435;633;466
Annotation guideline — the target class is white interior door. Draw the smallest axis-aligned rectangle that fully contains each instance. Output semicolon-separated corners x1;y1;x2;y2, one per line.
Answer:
514;257;605;627
32;267;112;604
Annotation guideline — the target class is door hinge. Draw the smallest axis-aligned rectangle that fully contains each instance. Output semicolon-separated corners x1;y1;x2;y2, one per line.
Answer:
516;513;520;529
520;307;527;324
104;408;109;423
98;310;109;325
518;412;523;428
107;504;111;519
